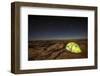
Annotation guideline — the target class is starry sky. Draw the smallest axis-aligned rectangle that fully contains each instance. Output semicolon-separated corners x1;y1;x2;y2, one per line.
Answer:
28;15;88;40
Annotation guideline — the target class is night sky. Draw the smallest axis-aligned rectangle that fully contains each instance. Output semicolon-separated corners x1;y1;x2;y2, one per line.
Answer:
28;15;88;40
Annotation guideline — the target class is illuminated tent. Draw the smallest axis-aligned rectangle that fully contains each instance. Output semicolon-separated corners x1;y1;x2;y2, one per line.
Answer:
65;42;82;53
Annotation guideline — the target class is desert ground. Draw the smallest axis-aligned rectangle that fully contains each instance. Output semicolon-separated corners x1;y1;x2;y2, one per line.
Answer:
28;39;88;60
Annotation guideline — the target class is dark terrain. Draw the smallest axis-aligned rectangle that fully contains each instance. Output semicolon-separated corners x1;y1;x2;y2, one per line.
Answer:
28;39;88;60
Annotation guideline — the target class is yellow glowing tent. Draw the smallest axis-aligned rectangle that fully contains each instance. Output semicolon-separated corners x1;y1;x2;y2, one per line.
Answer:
65;42;82;53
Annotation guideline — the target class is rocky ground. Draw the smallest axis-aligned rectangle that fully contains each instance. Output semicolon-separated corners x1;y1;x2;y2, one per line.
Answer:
28;39;88;60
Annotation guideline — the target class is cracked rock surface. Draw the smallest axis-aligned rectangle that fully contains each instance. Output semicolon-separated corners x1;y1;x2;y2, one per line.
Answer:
28;39;87;60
